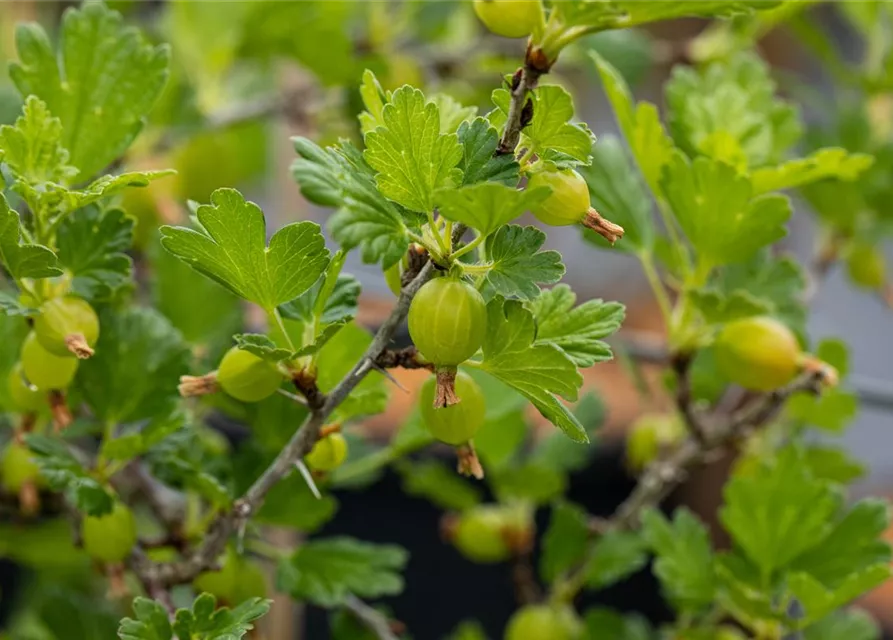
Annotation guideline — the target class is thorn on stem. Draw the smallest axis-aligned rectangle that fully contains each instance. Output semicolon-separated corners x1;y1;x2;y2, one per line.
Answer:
294;459;322;500
370;361;409;393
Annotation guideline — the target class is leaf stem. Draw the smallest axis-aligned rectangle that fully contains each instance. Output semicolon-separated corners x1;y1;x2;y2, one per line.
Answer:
639;253;672;325
269;307;297;352
450;233;486;261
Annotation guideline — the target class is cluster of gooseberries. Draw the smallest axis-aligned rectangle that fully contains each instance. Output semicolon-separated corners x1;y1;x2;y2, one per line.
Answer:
2;289;100;511
180;346;351;473
408;275;490;474
8;291;100;413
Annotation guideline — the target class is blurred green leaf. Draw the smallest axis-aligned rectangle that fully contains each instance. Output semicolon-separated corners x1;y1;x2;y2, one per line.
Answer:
10;2;169;178
276;537;408;607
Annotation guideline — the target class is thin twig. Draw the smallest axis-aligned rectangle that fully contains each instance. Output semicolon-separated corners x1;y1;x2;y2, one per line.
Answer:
671;352;708;444
343;595;401;640
610;371;826;531
496;45;551;156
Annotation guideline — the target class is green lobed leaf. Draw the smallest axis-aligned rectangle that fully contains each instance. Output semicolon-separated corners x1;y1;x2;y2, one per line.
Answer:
233;334;295;363
169;594;271;640
786;388;859;433
159;188;330;311
0;95;77;184
0;192;61;280
661;151;791;266
10;2;170;179
31;170;176;215
584;608;652;640
358;69;388;135
665;53;801;169
555;0;778;32
592;52;674;196
528;284;624;367
431;93;478;134
437;183;549;238
751;148;874;195
688;289;772;325
479;298;586;442
396;459;482;512
803;609;881;640
522;85;594;165
76;306;191;424
118;597;172;640
492;463;567;506
584;529;648;590
100;412;185;463
540;501;590;584
364;86;463;213
579;136;654;254
789;566;892;629
276;537;408;607
279;273;360;327
801;445;866;484
532;393;606;473
710;250;808;338
720;448;841;578
292;137;410;269
790;498;891;588
640;508;716;613
24;434;114;517
457;117;519;186
483;225;565;301
56;206;134;302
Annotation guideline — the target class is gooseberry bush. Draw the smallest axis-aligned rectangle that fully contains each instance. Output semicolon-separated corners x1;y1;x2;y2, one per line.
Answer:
0;1;891;639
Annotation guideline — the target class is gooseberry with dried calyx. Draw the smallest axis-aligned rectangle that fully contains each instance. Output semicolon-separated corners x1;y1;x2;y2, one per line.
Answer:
504;604;584;640
21;332;79;391
408;276;487;408
714;316;801;392
526;169;624;244
33;296;99;359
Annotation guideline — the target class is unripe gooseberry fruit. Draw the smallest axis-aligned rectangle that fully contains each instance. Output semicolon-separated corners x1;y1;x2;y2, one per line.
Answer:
194;549;267;604
453;506;512;563
527;169;624;244
34;296;99;359
625;413;686;471
82;501;137;563
7;364;45;413
1;441;43;492
714;316;801;391
217;347;282;403
504;604;583;640
21;332;79;391
473;0;542;39
408;277;487;407
306;432;348;471
846;244;886;290
420;371;485;445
